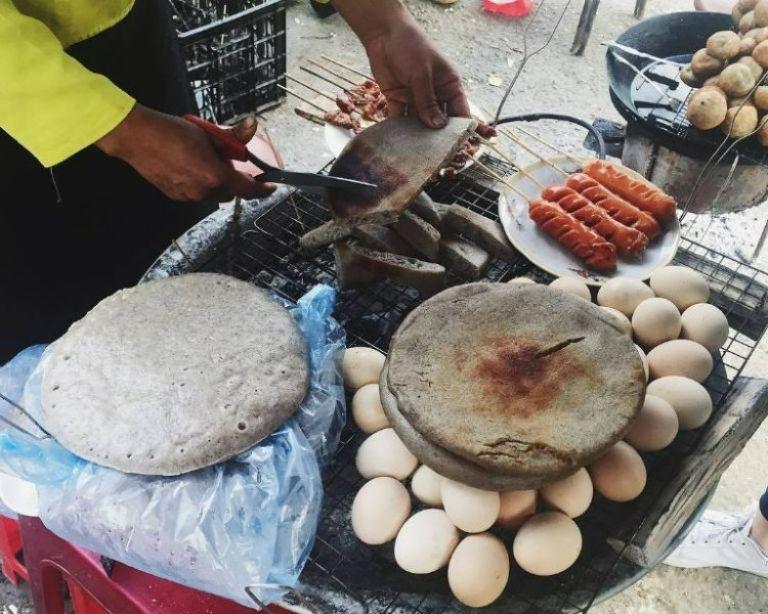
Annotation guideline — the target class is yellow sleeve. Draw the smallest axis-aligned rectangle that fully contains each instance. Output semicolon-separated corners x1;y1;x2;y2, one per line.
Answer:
0;1;136;167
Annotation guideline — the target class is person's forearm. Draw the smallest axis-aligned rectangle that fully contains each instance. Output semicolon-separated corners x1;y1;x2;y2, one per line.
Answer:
331;0;412;45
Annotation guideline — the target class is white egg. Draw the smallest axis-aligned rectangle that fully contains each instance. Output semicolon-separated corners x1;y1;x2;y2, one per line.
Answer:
588;441;647;502
395;509;459;574
631;297;682;348
597;278;655;317
539;468;593;518
496;489;537;528
352;383;390;434
600;306;632;335
636;345;649;382
355;428;418;480
512;512;582;576
681;303;729;351
343;347;386;390
441;479;501;533
647;376;713;430
647;339;713;382
411;465;444;507
625;394;679;451
448;533;510;608
650;266;710;310
549;277;591;301
508;277;536;285
351;477;411;545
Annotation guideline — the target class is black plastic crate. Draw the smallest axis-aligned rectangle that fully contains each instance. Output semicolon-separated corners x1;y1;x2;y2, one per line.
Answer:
170;0;286;123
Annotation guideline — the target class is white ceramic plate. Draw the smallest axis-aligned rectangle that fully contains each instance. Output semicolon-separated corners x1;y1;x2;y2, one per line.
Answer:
497;157;681;286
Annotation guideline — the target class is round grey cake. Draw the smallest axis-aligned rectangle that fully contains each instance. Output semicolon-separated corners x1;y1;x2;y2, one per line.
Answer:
386;282;645;482
40;273;309;476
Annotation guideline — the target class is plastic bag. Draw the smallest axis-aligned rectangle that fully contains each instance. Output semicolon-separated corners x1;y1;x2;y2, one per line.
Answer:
0;345;84;484
0;283;345;607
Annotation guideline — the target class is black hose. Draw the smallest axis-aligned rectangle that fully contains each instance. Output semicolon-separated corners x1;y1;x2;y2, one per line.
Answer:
492;113;607;160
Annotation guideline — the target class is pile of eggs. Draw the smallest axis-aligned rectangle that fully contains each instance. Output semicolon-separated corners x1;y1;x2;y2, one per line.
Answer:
340;266;726;608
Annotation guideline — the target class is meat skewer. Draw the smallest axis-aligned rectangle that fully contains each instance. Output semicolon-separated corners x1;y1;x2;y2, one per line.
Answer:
567;174;662;241
286;74;337;103
582;159;677;222
529;200;618;273
541;186;648;258
320;55;374;81
306;57;358;86
299;66;354;95
277;84;327;113
474;160;618;272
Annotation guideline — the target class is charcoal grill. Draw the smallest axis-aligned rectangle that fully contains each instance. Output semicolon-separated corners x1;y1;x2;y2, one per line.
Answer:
605;11;768;216
144;157;768;613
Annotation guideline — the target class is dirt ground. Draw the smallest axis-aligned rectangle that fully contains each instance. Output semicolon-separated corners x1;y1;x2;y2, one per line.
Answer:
1;0;766;612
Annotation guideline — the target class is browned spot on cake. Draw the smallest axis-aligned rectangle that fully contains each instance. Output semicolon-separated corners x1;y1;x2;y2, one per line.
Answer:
327;141;407;219
472;335;593;419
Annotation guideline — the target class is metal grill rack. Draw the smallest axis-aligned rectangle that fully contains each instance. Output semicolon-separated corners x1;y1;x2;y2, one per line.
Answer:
212;157;768;613
170;0;286;123
622;57;768;166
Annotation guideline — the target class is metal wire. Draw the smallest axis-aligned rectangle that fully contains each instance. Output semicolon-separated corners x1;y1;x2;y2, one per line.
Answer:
493;0;576;124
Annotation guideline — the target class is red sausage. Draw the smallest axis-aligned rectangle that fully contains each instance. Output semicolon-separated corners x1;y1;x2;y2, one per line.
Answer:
567;174;662;241
541;186;648;258
583;159;676;222
529;200;617;272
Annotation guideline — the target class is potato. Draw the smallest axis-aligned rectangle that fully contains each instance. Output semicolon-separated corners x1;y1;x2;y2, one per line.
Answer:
756;0;768;26
757;116;768;145
734;4;745;27
686;87;729;130
730;95;752;107
691;49;724;78
740;0;759;10
738;55;764;80
679;66;703;88
741;36;758;55
754;85;768;110
741;11;757;33
703;76;721;88
754;40;768;66
721;104;759;137
754;26;768;42
707;31;742;58
718;63;756;96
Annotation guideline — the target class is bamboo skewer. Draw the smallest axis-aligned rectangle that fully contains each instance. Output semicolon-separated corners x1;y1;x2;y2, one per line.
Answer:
476;136;546;189
506;125;586;167
299;65;352;93
294;107;326;127
286;74;336;103
474;160;532;203
306;58;358;86
277;84;327;114
496;130;570;177
320;55;373;81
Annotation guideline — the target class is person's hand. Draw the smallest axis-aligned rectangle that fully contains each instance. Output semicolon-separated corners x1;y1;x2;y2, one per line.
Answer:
333;0;470;128
96;105;276;202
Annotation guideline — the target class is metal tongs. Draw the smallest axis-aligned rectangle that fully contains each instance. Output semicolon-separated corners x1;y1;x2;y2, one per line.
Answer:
184;115;378;197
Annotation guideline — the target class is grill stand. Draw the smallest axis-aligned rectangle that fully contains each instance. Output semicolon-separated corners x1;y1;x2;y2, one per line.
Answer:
143;163;768;613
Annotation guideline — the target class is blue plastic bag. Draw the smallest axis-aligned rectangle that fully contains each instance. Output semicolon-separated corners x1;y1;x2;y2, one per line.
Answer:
0;283;345;607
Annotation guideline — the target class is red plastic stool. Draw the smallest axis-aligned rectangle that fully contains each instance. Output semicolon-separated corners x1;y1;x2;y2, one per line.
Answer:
19;516;292;614
0;515;28;586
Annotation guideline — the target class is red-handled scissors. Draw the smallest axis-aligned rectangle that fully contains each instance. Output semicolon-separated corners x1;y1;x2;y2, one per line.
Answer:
184;115;378;197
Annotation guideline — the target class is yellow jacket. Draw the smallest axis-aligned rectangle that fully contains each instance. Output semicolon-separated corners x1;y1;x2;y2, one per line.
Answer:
0;1;138;167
